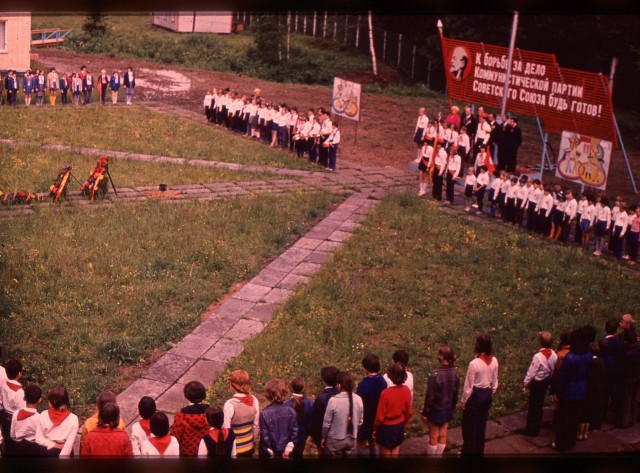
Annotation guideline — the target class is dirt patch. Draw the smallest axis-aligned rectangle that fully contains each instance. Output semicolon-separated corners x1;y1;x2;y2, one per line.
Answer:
36;50;640;199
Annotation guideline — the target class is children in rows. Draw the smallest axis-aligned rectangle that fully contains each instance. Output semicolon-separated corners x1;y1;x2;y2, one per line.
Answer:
222;370;259;457
80;390;126;454
523;332;557;437
445;148;462;205
171;381;210;457
35;386;79;457
285;377;313;457
198;406;236;458
310;366;340;455
356;354;387;457
463;167;476;212
258;379;297;458
8;385;45;456
321;371;363;457
374;363;413;457
0;359;25;453
421;345;459;456
81;402;132;457
140;412;179;457
130;396;156;455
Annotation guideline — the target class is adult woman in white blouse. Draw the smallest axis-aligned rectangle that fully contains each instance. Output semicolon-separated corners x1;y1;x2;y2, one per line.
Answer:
460;334;498;456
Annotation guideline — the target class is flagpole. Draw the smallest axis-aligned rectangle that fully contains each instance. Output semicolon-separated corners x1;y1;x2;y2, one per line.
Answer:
500;11;519;118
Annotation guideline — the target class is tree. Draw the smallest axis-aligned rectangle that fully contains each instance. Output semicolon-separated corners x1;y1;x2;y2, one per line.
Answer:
82;13;108;36
249;14;286;65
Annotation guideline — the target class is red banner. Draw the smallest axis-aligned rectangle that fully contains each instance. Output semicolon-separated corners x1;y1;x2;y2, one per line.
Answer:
441;36;617;146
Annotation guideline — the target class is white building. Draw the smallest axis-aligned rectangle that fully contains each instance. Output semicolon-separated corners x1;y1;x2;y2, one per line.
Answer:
0;12;31;72
153;12;233;33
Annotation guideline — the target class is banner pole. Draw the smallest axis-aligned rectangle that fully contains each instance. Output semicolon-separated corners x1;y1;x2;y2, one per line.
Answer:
500;11;519;118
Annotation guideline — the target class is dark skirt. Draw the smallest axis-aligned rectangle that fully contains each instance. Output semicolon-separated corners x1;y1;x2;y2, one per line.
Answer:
427;407;454;425
376;422;405;449
553;209;564;225
414;127;424;145
418;159;428;172
465;184;474;198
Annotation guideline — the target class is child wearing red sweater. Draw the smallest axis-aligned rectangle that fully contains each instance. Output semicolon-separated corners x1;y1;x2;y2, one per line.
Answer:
373;363;413;457
81;402;133;457
171;381;210;457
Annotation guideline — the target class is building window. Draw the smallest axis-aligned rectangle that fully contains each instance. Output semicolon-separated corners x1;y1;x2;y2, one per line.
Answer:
0;21;7;52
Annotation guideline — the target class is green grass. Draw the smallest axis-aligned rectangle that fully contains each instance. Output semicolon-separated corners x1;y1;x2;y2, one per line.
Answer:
0;144;278;193
0;192;340;407
32;14;373;85
205;193;640;438
0;106;316;170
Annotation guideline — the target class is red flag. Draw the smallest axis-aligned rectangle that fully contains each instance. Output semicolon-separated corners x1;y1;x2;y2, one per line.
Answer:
484;147;495;174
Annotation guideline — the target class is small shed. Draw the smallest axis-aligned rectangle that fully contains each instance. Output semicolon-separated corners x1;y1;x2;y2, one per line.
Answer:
153;12;233;34
0;12;31;72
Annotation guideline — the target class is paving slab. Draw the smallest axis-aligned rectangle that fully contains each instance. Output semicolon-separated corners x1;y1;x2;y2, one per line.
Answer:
224;318;267;341
176;359;227;386
305;251;334;265
166;334;217;359
250;268;289;288
606;426;640;445
232;283;274;303
263;288;293;303
118;378;172;425
155;382;190;413
328;230;353;242
277;273;310;291
500;434;544;454
244;302;280;323
214;298;257;321
316;241;344;253
291;261;323;277
292;237;325;251
189;317;233;339
142;353;196;385
202;337;246;363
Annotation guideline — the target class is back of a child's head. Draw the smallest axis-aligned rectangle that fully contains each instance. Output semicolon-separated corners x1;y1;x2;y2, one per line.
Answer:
150;412;170;438
391;349;409;367
205;406;224;429
290;376;306;395
184;381;207;404
229;370;251;395
138;396;157;420
96;390;117;410
264;379;287;403
386;362;407;386
336;371;354;392
47;386;70;410
437;345;457;367
605;318;619;335
538;331;553;349
24;384;42;405
320;366;339;387
5;359;22;380
362;354;380;373
621;328;638;346
98;402;120;429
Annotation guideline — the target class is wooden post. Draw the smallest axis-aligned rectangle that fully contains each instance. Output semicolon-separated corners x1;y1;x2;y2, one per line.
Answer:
294;12;298;32
287;12;291;61
397;33;402;68
323;11;328;39
304;14;307;34
411;45;416;79
313;12;317;37
355;15;360;47
334;16;337;40
344;15;348;45
368;11;378;77
382;30;387;63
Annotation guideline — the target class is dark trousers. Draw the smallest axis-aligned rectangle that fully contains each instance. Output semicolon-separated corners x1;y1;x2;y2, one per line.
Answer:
628;231;639;261
561;217;573;242
61;89;68;104
505;198;516;223
461;387;492;455
445;172;457;203
432;171;444;201
318;139;329;167
526;203;537;231
526;377;550;436
620;377;640;428
1;410;13;455
328;144;338;170
555;399;583;452
476;187;486;211
574;213;583;242
613;226;624;259
515;199;525;225
308;139;318;163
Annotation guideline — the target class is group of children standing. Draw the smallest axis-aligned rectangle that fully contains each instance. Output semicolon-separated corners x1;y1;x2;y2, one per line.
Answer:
203;87;341;170
1;66;137;107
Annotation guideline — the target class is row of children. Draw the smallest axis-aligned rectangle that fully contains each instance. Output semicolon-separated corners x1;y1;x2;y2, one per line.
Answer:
417;150;640;265
0;344;477;458
203;88;341;170
526;315;640;453
1;66;136;107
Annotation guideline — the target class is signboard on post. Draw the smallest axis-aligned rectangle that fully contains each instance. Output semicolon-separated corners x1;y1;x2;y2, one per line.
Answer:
440;36;617;146
556;131;612;190
331;77;361;121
